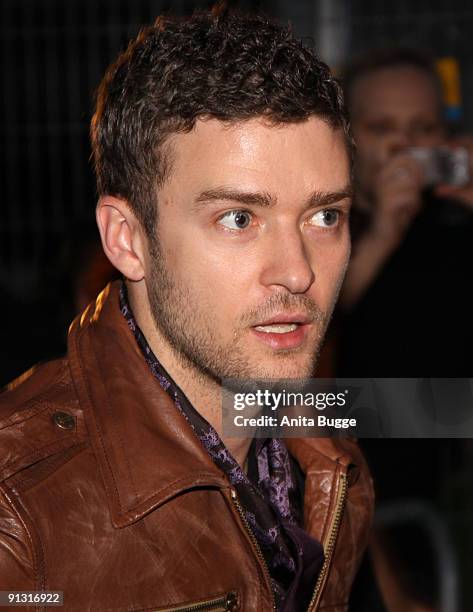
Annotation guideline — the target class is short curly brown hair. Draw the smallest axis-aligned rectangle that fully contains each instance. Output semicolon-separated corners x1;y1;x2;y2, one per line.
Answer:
91;6;350;236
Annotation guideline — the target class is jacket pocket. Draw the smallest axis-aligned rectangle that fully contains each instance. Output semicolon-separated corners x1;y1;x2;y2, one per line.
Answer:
153;590;238;612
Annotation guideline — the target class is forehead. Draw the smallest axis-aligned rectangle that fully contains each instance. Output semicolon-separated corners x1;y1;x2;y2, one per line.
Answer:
165;116;350;197
351;66;441;120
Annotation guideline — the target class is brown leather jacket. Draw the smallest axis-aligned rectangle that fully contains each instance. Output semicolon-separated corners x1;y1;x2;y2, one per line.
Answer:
0;282;374;611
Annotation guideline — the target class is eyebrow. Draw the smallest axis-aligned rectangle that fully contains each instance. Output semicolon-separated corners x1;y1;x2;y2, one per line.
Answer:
193;184;353;211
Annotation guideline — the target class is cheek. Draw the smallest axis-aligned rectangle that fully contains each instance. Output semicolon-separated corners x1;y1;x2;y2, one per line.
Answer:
353;147;378;180
364;141;389;165
170;239;256;319
331;245;351;285
417;133;445;148
309;236;350;303
331;231;351;266
354;129;389;161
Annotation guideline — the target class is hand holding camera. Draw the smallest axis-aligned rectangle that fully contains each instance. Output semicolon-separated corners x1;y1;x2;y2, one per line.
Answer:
371;141;473;245
370;153;426;245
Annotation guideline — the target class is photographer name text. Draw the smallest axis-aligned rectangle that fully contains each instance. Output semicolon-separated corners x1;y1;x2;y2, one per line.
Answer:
233;414;356;429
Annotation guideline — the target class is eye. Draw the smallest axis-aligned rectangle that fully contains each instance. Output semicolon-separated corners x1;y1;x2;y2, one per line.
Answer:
218;210;252;230
309;209;341;228
365;121;394;136
412;122;442;138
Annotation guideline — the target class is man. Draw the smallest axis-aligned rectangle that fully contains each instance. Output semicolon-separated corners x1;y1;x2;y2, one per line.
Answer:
336;49;473;377
0;9;373;611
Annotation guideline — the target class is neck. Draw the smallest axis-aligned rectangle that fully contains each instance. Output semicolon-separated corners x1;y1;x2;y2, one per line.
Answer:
127;280;253;468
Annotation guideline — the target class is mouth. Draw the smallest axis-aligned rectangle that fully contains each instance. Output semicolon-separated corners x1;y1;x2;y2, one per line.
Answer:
250;314;312;350
254;323;300;334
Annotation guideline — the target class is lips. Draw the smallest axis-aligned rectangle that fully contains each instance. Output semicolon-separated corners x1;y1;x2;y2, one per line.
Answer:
250;313;312;350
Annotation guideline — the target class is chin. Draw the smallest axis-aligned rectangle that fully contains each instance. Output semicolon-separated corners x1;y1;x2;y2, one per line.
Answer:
252;358;316;381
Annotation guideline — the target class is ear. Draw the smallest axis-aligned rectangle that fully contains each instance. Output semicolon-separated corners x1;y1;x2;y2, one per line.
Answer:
96;196;146;281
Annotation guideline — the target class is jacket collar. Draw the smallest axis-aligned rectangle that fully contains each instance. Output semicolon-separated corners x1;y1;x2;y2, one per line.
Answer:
68;281;229;528
68;281;357;529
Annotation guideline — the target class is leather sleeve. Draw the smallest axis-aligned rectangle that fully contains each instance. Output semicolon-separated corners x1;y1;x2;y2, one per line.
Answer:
0;486;37;591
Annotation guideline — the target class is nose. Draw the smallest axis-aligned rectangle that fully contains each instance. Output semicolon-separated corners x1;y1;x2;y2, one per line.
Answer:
259;224;315;294
388;127;414;155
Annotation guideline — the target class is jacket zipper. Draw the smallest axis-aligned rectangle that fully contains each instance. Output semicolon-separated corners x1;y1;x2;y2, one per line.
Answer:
230;488;277;611
157;590;238;611
307;470;348;611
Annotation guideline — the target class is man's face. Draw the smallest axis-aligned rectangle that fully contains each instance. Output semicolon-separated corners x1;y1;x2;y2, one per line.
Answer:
145;117;351;381
350;66;445;196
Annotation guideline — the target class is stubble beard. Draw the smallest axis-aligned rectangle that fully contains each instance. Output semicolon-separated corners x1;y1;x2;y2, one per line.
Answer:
147;236;338;385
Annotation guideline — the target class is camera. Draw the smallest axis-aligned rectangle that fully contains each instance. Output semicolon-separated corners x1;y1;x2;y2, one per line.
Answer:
407;146;470;187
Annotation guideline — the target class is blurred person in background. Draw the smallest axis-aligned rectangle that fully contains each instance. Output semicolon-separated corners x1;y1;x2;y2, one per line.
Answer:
338;49;473;612
337;48;473;377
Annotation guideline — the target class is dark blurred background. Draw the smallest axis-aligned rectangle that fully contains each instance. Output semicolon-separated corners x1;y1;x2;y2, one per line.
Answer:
1;1;473;610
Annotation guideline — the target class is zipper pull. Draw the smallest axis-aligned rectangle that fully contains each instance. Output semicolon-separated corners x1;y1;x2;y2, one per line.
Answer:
225;591;238;611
